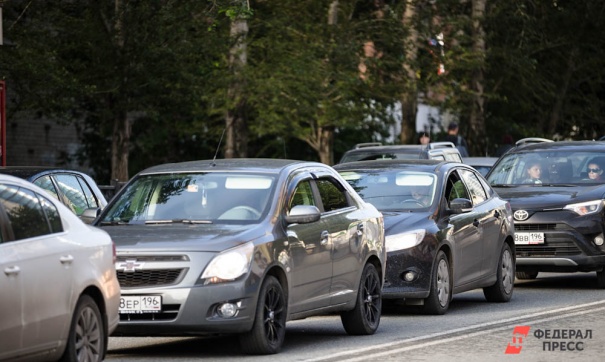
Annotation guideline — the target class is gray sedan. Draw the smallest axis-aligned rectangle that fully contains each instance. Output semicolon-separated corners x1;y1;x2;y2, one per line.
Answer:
96;159;385;355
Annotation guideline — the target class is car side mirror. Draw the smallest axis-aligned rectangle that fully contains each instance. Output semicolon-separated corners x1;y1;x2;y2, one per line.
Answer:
285;205;321;224
80;207;101;224
449;198;473;214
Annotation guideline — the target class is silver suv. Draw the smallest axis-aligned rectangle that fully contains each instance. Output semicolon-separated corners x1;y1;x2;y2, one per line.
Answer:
338;142;463;164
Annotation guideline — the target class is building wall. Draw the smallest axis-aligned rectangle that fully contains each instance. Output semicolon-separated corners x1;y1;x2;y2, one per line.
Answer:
6;113;85;169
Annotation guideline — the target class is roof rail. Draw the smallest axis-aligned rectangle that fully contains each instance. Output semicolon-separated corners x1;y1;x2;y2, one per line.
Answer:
428;141;456;149
515;137;553;146
354;142;382;149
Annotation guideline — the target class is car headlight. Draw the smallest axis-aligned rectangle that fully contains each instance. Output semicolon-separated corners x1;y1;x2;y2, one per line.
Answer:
563;200;604;216
385;230;425;252
201;242;254;284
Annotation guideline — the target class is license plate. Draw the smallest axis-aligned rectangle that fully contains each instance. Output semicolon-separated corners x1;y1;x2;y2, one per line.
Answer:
515;232;545;245
119;296;162;314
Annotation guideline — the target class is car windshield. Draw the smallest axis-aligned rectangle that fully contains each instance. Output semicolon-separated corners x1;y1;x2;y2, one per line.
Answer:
101;172;275;224
339;170;437;211
487;150;605;186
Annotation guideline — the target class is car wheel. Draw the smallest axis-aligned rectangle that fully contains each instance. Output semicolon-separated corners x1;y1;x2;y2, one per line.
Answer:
423;251;451;315
59;295;105;362
340;263;382;335
516;271;539;280
483;242;515;302
239;275;287;355
597;270;605;289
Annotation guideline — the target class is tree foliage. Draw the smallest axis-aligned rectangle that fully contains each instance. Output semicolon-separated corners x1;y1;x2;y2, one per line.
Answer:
2;0;605;179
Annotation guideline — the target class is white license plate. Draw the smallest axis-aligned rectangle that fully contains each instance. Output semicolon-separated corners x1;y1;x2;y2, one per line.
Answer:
515;232;545;245
119;296;162;314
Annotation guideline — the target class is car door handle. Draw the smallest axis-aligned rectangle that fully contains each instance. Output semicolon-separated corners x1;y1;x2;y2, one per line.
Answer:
60;255;74;265
357;223;365;236
320;230;329;245
4;266;20;276
473;219;480;227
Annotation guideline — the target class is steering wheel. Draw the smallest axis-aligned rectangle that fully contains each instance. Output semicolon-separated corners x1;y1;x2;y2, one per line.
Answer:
218;205;262;220
401;199;424;207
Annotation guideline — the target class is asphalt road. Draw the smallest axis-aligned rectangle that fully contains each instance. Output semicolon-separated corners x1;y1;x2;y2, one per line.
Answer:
107;272;605;362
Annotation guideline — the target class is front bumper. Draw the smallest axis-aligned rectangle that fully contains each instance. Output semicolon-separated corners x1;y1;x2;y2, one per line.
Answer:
514;210;605;273
382;247;434;299
114;278;260;336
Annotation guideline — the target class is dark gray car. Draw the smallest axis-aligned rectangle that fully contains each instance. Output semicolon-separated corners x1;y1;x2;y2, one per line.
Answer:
335;159;515;315
95;158;385;354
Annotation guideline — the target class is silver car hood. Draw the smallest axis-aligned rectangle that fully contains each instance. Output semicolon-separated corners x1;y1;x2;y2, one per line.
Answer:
101;224;266;252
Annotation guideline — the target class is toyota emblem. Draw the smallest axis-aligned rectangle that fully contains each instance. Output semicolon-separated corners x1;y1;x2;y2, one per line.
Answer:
513;210;529;221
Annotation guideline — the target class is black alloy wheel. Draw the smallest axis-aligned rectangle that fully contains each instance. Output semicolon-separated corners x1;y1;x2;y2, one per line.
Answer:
240;275;287;354
341;263;382;335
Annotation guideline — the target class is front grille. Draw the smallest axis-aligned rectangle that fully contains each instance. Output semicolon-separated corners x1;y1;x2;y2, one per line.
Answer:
119;304;180;322
118;268;187;288
115;255;189;262
515;223;558;231
516;237;582;257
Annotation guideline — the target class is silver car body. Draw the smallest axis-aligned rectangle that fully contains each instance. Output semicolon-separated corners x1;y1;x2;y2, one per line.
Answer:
96;159;385;351
0;174;120;362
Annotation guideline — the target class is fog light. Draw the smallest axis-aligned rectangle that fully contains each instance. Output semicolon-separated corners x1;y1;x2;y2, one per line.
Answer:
217;303;238;318
402;271;417;282
595;235;604;246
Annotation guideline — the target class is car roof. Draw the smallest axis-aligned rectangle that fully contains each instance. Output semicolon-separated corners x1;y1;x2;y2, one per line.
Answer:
463;157;498;166
0;166;90;180
508;140;605;153
333;159;450;172
137;158;321;175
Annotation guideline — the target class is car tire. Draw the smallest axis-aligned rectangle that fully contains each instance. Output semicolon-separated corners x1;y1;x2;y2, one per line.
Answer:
483;242;515;302
423;251;451;315
59;294;105;362
516;271;539;280
340;263;382;335
597;270;605;289
239;275;287;355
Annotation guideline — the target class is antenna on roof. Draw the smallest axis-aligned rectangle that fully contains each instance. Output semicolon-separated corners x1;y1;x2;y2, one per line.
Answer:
212;128;226;167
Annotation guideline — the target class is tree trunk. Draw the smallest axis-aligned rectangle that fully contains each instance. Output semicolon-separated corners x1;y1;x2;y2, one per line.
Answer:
110;0;129;181
111;111;130;182
469;0;487;156
400;0;418;144
548;47;577;136
225;17;249;158
312;0;338;165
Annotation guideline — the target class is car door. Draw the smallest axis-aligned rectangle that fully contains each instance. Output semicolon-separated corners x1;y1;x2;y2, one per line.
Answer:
446;170;484;286
0;202;23;360
313;175;362;306
0;184;72;357
285;173;333;314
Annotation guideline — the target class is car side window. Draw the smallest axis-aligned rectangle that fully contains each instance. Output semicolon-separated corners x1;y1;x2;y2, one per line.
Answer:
288;180;316;211
459;169;488;205
316;178;349;212
33;175;60;200
446;172;470;204
54;174;91;215
0;184;55;240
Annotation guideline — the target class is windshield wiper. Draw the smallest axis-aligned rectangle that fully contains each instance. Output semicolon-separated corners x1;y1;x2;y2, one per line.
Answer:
144;219;213;225
99;220;131;226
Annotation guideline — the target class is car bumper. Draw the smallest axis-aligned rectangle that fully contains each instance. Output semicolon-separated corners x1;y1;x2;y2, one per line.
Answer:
381;248;434;299
113;279;260;336
514;214;605;273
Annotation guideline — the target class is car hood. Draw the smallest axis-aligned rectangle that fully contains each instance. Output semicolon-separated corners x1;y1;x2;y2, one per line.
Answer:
494;185;605;210
382;211;429;235
100;223;266;252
